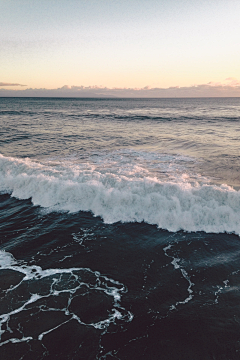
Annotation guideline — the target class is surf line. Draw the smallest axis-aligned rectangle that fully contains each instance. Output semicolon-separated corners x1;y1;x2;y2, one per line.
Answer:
163;243;195;310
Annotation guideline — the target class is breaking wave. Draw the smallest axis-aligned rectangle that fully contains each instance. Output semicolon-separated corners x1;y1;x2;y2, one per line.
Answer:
0;153;240;235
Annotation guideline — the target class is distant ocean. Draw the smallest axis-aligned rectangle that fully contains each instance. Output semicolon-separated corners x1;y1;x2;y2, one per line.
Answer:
1;97;240;360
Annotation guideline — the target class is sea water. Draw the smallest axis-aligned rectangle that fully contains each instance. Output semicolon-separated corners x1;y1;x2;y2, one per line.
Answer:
0;97;240;359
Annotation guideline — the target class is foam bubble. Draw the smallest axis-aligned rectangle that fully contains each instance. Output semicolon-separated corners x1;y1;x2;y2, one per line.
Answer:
0;251;16;268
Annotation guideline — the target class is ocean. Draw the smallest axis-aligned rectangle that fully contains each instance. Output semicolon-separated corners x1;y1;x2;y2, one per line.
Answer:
0;97;240;359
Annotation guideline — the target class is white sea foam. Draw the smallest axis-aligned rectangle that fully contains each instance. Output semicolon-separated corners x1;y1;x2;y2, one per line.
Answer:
0;250;133;344
163;244;194;309
0;152;240;235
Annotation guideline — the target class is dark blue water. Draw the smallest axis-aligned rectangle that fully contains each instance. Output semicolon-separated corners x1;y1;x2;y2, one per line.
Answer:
1;98;240;359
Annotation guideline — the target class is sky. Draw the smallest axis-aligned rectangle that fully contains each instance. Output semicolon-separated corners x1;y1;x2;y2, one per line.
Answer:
1;0;240;96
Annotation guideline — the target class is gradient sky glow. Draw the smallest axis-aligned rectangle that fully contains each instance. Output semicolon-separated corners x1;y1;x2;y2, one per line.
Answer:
1;0;240;91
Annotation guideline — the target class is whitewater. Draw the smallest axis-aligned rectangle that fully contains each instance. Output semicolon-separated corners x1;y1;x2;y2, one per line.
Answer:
0;151;240;235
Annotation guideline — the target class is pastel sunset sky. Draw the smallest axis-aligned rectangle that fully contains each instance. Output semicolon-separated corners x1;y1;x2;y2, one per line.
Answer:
1;0;240;96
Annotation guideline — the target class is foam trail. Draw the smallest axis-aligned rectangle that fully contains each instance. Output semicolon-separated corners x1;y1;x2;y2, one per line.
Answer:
163;244;194;309
1;153;240;235
0;250;133;345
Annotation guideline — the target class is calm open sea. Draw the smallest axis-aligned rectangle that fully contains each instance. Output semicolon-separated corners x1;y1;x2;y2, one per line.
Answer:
0;97;240;359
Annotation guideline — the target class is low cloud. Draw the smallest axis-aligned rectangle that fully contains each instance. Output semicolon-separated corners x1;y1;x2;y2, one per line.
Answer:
1;80;240;97
0;82;27;87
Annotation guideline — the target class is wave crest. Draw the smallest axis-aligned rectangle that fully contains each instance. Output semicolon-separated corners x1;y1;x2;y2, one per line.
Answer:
0;153;239;235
